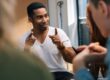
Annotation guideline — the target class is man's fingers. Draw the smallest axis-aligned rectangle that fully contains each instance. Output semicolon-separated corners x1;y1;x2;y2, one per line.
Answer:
49;35;53;39
55;28;58;35
76;45;88;53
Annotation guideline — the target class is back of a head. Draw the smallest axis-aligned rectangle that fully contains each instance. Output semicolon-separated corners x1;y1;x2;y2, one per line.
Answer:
27;2;46;18
0;45;53;80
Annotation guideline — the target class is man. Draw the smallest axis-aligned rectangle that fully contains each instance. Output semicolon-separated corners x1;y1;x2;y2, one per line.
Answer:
19;2;76;80
0;0;53;80
73;0;110;80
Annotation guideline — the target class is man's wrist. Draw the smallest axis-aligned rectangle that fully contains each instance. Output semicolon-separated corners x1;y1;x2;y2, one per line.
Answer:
57;43;65;50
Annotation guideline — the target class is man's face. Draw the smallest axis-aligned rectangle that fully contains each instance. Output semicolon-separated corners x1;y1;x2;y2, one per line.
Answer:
89;1;110;37
31;8;49;31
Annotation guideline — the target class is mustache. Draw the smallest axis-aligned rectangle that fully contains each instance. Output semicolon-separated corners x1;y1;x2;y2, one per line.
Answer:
39;22;48;26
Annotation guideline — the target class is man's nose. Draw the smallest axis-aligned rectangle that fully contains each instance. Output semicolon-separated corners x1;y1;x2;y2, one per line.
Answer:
42;17;47;22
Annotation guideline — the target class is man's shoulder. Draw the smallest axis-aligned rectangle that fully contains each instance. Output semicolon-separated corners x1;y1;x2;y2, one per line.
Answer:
49;26;64;32
48;26;65;36
20;30;31;40
49;26;55;30
18;30;31;48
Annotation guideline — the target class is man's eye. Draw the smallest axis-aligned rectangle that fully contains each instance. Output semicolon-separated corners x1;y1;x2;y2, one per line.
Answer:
33;14;48;19
37;16;42;19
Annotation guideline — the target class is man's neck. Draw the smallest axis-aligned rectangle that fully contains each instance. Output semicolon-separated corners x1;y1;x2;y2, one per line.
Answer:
32;27;49;36
32;28;49;43
31;27;49;44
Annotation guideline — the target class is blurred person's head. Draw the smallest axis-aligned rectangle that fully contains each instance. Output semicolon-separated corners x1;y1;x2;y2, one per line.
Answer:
86;4;107;47
88;0;110;38
27;2;49;32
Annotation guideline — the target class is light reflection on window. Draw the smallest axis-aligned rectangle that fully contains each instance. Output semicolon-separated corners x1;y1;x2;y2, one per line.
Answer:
78;0;87;18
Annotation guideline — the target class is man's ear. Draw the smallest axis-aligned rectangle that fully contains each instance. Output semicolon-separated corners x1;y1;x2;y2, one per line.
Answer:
98;1;108;17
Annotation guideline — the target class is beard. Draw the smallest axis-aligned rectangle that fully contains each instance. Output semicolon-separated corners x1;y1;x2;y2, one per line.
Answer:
38;23;49;32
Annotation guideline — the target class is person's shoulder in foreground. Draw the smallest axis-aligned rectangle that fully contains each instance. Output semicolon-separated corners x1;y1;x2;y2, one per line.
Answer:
0;41;54;80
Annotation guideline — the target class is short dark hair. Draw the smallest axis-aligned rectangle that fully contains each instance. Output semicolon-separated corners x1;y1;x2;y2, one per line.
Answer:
27;2;46;18
90;0;110;8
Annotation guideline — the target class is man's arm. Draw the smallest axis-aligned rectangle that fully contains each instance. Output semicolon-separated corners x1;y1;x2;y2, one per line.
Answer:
58;46;76;63
49;28;76;63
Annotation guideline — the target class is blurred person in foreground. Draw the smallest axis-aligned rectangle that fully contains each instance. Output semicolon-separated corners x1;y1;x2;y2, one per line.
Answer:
73;0;110;80
0;0;53;80
85;2;107;80
19;2;76;80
